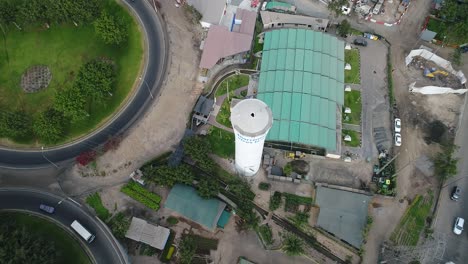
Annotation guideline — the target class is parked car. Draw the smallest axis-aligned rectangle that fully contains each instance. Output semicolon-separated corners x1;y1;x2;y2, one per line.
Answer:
394;118;401;133
39;204;55;214
453;217;464;235
394;133;402;146
451;186;461;201
353;38;368;47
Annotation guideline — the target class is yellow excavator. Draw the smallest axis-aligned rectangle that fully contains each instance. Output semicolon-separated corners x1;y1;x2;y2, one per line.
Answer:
424;67;449;79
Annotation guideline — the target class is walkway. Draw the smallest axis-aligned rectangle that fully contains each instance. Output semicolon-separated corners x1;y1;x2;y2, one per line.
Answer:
207;86;248;133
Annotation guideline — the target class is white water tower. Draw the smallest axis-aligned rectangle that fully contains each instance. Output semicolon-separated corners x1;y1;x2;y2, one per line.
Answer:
230;99;273;177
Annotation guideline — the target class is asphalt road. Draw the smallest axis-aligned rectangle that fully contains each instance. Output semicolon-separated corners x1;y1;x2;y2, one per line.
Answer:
0;0;167;169
0;188;126;264
434;94;468;263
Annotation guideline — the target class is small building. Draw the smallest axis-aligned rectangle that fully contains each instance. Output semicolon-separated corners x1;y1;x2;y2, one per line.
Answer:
315;186;372;248
164;184;227;230
193;96;215;125
263;1;297;14
260;11;329;31
125;217;170;250
199;8;257;70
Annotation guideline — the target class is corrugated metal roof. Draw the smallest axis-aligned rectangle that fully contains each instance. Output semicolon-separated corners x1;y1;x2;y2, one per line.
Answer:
257;29;344;151
125;217;170;250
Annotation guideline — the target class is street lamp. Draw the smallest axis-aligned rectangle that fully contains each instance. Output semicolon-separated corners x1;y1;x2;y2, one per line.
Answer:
41;146;59;169
139;76;154;99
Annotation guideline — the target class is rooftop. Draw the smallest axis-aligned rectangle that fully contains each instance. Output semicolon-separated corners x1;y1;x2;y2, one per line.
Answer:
200;8;257;69
194;96;214;116
260;11;329;31
315;186;371;248
164;184;226;230
125;217;170;250
231;99;273;137
256;28;344;151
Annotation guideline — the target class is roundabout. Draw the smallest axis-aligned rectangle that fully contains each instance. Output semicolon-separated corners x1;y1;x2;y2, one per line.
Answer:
0;188;127;264
0;0;168;168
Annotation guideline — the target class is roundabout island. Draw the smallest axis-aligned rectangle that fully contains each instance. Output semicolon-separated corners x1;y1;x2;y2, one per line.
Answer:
0;0;167;168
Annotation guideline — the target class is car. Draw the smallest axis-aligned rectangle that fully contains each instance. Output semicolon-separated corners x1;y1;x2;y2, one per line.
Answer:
395;133;402;146
453;217;464;235
451;186;461;201
353;38;368;47
39;204;55;214
394;118;401;133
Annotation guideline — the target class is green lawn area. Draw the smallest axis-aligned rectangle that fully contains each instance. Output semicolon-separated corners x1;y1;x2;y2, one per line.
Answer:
86;192;111;221
215;74;250;97
345;49;360;84
343;90;362;125
342;129;360;147
390;193;434;246
0;0;143;145
216;98;232;128
206;126;235;158
0;212;91;264
253;36;264;54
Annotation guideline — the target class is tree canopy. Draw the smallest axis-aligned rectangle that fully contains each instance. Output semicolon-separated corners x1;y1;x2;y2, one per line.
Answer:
0;219;58;263
283;234;305;256
0;111;32;139
183;136;215;173
178;235;197;264
327;0;348;17
34;108;66;144
433;143;458;181
439;0;468;43
196;178;219;199
94;11;128;45
143;165;195;187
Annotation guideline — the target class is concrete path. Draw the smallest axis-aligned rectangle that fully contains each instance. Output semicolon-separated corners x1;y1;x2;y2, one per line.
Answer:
343;123;361;132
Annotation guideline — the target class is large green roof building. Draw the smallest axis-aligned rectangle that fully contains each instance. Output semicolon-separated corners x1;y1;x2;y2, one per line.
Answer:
257;28;345;155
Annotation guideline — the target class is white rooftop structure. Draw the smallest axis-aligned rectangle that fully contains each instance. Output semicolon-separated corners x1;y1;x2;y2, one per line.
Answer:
125;217;170;250
260;11;329;31
231;99;273;176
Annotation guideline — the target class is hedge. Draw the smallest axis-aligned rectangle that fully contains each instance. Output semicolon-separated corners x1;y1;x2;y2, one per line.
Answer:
121;181;161;210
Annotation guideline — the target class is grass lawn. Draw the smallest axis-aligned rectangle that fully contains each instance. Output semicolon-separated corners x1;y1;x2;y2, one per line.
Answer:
0;0;143;145
343;90;362;125
345;49;360;84
216;98;232;128
342;129;360;147
0;212;91;264
253;36;264;54
86;192;111;221
206;126;235;158
350;28;363;36
390;193;434;246
215;74;250;97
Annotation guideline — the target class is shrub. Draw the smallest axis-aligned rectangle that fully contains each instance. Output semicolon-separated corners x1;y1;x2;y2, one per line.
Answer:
108;212;130;239
167;216;179;225
121;181;161;210
283;163;292;176
258;182;270;191
258;225;274;245
86;192;110;221
269;191;282;211
283;193;313;212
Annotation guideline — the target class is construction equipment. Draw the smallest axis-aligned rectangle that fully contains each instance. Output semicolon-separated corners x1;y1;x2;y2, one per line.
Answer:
423;68;449;79
284;151;306;159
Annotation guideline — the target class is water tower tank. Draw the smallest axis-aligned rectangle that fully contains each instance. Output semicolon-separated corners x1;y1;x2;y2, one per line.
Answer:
230;99;273;177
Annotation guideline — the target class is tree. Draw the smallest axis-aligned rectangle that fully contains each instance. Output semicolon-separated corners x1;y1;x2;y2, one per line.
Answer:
0;217;58;263
34;108;67;144
144;165;194;187
108;212;130;239
54;86;88;122
327;0;348;17
433;143;458;181
94;11;128;45
439;0;468;43
75;59;116;102
178;236;197;264
283;234;305;256
196;178;219;199
337;19;351;38
183;136;215;173
0;111;32;139
452;48;462;66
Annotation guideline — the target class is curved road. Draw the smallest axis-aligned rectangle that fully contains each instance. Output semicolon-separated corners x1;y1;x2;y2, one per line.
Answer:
0;0;168;168
0;188;127;264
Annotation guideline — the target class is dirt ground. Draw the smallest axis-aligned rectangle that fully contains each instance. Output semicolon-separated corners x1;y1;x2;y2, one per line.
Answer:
59;1;204;196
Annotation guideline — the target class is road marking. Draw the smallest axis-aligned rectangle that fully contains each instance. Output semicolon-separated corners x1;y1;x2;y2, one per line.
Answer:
68;197;82;207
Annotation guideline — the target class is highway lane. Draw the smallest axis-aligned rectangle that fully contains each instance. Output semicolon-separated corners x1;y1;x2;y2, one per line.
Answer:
434;94;468;263
0;0;168;168
0;188;126;264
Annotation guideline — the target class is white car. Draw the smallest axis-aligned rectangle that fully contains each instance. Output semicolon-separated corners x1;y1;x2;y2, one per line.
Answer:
395;133;402;146
394;118;401;133
454;217;464;235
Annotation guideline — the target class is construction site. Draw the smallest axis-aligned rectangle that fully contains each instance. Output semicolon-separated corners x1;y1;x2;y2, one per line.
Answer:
408;56;464;90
